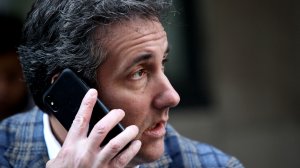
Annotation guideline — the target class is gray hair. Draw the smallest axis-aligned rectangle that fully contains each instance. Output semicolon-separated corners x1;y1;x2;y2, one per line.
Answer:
18;0;172;111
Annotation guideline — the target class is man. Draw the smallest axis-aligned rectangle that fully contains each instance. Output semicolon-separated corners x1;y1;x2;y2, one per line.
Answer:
0;14;34;120
0;0;244;167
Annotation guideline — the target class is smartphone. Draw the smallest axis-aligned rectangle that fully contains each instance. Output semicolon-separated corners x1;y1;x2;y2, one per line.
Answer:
43;68;124;146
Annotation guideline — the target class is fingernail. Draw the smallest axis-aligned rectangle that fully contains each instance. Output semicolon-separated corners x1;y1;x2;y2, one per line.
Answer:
113;109;125;115
129;125;139;132
133;140;142;147
89;89;97;98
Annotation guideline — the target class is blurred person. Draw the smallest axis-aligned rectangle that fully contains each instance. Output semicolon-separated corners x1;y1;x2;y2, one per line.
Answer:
0;14;33;120
0;0;244;167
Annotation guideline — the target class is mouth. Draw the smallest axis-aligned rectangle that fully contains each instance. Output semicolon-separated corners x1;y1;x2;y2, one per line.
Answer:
143;121;166;138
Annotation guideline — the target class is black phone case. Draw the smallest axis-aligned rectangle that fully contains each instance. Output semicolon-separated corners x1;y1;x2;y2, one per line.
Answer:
43;68;124;146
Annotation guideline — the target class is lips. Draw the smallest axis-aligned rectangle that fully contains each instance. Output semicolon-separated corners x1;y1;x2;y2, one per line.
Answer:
143;121;166;138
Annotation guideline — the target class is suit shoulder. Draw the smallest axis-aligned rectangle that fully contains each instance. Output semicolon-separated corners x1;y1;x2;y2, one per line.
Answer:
0;107;42;139
1;107;41;125
165;125;244;168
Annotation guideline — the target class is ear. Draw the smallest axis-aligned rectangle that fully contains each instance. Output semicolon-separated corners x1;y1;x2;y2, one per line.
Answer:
51;73;60;84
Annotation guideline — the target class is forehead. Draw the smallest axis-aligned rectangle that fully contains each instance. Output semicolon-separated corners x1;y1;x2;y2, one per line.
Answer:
94;17;168;78
94;17;166;49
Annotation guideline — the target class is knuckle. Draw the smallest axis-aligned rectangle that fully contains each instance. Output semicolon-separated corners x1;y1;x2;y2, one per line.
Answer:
74;150;94;167
73;114;87;128
94;124;107;135
82;95;95;108
108;140;122;153
58;147;72;157
75;155;90;167
114;154;129;167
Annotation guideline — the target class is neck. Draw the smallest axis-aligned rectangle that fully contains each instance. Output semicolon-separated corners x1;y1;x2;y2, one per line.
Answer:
49;114;67;145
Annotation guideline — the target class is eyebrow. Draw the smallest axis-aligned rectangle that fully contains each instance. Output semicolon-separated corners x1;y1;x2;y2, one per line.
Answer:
126;45;170;70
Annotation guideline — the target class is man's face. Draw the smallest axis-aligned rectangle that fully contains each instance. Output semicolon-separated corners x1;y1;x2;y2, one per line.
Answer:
96;18;180;163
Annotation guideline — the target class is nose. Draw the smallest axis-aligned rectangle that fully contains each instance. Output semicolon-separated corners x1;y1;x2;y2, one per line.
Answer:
153;73;180;109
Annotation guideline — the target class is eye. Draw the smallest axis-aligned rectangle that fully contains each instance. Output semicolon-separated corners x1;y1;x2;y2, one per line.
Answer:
132;69;146;80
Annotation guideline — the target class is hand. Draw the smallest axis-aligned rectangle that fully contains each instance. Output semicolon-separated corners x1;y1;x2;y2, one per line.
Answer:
46;89;141;168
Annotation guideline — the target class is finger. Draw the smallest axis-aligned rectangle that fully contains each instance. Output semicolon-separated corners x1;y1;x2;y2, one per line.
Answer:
87;109;125;149
64;89;98;144
112;140;142;167
45;159;53;168
96;125;139;163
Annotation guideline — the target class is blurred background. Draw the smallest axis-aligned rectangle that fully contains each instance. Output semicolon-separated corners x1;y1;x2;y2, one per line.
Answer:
1;0;299;167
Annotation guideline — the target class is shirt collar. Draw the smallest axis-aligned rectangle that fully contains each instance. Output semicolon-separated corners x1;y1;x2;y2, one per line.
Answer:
43;113;62;159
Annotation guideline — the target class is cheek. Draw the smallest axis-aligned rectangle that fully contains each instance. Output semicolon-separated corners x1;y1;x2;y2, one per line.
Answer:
98;87;151;127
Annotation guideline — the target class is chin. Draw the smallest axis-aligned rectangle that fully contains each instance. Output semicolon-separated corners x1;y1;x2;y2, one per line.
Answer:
133;137;165;164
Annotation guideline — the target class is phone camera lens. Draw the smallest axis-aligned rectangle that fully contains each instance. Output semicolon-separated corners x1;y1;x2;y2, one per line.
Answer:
45;95;59;112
